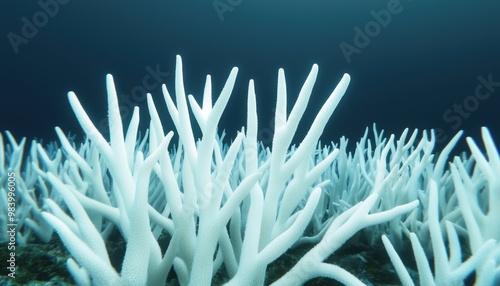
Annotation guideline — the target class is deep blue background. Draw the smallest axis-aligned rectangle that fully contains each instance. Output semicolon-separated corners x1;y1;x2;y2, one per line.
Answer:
1;0;499;154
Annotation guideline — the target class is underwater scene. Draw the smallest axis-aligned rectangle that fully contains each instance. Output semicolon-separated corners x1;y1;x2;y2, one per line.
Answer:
1;1;500;285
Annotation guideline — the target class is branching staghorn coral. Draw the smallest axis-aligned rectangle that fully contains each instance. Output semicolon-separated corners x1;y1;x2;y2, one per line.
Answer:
0;132;56;245
31;55;419;285
1;55;499;285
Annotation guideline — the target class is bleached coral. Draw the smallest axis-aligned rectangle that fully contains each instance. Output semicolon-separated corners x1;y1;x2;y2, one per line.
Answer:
1;55;499;285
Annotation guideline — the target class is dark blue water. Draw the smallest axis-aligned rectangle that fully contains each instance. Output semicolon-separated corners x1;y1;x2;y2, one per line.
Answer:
2;0;499;153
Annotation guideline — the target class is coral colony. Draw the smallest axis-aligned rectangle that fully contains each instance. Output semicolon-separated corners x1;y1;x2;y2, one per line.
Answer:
1;55;499;285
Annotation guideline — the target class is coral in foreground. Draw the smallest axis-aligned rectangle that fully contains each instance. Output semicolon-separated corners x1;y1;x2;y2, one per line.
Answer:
1;56;499;285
